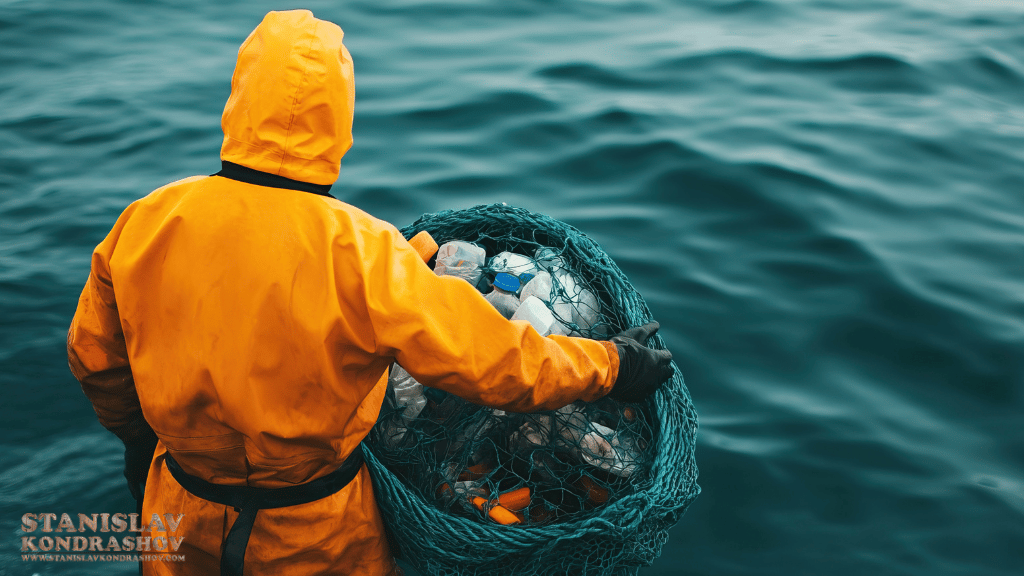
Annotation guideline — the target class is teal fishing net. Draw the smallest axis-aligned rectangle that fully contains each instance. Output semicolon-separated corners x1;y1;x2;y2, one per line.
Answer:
364;203;699;576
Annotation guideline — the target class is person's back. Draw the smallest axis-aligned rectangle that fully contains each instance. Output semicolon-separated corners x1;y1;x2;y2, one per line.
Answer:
97;173;399;487
68;10;670;575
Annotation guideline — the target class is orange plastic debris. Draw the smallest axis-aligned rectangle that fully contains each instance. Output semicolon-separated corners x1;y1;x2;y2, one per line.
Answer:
496;487;531;511
471;496;521;526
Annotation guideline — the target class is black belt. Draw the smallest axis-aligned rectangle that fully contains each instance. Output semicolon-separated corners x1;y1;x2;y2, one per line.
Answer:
164;446;365;576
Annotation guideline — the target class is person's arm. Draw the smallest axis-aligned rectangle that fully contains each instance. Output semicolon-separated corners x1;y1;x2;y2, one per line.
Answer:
68;206;156;499
353;221;620;413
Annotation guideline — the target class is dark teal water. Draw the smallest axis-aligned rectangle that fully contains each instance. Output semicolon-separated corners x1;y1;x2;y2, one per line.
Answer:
2;0;1023;574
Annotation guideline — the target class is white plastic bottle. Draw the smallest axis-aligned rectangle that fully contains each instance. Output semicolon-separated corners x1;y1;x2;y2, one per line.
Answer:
519;271;553;303
519;271;575;335
484;272;521;319
550;268;600;335
511;296;569;336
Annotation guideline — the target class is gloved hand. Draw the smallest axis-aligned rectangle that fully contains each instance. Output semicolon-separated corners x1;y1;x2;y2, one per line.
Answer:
608;321;674;402
117;419;159;503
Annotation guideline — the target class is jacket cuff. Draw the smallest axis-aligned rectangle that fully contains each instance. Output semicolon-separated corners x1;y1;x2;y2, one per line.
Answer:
599;339;621;394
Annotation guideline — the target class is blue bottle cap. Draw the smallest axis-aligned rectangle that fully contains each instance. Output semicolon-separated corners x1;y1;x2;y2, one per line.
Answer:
493;272;520;292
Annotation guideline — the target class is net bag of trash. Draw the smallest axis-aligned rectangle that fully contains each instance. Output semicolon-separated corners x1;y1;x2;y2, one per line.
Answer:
363;203;699;576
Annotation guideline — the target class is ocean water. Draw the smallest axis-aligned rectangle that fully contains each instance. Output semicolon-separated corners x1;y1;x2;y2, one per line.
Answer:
1;0;1023;574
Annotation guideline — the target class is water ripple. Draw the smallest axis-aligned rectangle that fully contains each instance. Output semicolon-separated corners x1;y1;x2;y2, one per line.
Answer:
2;1;1024;575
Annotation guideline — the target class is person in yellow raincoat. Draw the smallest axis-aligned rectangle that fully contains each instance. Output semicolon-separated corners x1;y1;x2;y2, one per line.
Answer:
67;9;672;576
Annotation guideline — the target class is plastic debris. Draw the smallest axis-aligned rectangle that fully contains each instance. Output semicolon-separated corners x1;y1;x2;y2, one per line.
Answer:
377;240;652;528
519;271;553;304
534;247;566;271
390;364;427;422
484;272;521;319
382;364;427;445
490;251;541;280
511;296;569;337
550;269;601;336
434;241;486;286
365;204;696;576
552;404;640;478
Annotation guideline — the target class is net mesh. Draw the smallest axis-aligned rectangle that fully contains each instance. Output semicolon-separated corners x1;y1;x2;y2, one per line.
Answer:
363;203;699;576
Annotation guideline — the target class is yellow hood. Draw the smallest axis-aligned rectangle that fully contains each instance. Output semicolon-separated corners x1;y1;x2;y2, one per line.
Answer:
220;10;355;185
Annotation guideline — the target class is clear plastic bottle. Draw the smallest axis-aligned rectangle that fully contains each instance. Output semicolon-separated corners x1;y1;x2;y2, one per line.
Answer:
434;241;486;286
550;268;600;336
490;251;541;279
530;248;601;334
552;403;640;478
534;247;566;271
384;364;427;444
484;272;521;319
577;422;640;478
511;415;554;450
389;364;426;422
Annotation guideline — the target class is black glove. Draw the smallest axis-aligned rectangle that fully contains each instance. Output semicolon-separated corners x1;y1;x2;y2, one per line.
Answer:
116;419;159;503
608;321;674;402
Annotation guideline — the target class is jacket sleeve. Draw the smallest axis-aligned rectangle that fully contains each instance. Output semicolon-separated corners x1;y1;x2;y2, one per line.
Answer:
67;208;148;443
357;222;619;413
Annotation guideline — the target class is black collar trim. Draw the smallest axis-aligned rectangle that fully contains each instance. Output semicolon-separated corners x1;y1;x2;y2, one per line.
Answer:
212;161;335;198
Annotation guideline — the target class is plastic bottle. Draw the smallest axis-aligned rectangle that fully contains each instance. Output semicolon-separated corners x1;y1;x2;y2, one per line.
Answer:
526;263;578;330
534;247;566;271
484;272;521;319
389;364;426;422
553;404;640;478
530;247;602;335
519;271;553;303
550;268;600;336
434;241;486;286
510;296;569;336
577;422;640;477
529;272;572;328
511;415;554;450
384;364;427;444
518;272;574;335
489;251;540;280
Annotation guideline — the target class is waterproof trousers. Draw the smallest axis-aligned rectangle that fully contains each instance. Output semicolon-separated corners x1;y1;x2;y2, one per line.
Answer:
141;444;401;576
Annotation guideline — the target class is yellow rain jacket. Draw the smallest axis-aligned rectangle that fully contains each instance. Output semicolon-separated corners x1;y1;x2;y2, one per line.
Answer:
68;9;619;576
